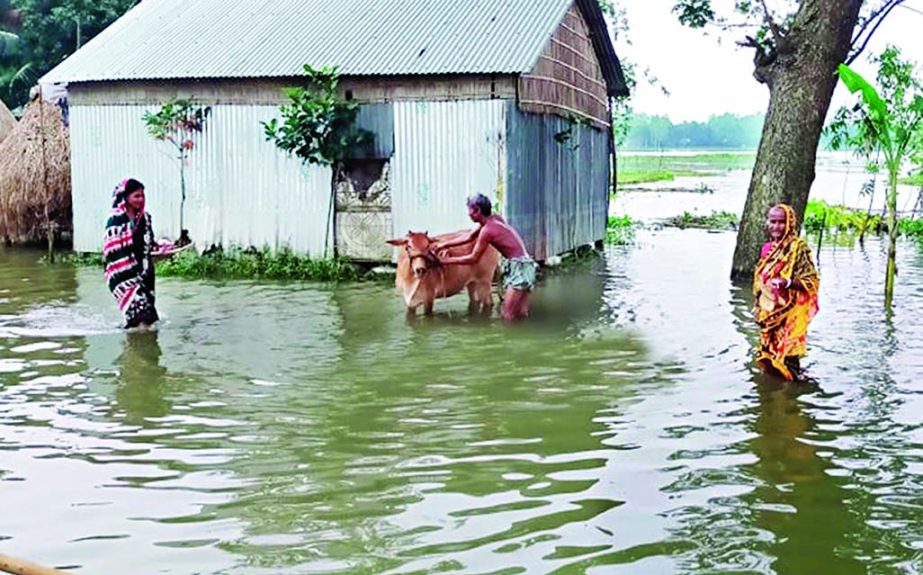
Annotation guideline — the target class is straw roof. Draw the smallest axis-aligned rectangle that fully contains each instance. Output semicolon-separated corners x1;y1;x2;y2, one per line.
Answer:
0;97;71;245
0;98;16;145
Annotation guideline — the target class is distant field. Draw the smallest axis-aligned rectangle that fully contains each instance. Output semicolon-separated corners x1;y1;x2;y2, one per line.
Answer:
616;152;756;186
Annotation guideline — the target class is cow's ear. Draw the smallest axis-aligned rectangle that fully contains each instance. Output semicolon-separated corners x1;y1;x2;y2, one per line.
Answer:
386;238;407;246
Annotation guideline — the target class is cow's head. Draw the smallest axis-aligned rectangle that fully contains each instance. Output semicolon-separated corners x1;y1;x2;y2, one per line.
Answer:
387;231;438;278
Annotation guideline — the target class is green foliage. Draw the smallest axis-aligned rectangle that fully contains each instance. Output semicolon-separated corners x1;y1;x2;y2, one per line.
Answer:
803;200;882;234
667;210;738;230
899;172;923;186
804;199;923;240
1;0;137;108
43;251;103;266
623;113;764;150
830;46;923;307
262;64;373;167
142;99;210;146
156;246;360;282
142;98;210;235
828;47;923;176
605;215;635;245
899;218;923;238
672;0;715;28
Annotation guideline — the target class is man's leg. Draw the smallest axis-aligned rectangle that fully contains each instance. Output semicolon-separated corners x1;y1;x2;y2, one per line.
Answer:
515;289;531;319
503;288;529;321
502;287;517;321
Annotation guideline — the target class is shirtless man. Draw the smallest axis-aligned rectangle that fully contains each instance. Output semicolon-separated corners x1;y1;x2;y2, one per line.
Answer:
436;194;537;321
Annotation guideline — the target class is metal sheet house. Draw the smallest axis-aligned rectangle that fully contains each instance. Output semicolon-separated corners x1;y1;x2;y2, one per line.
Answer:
42;0;628;260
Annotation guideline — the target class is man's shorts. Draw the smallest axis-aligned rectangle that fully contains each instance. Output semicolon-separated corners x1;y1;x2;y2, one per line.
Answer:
501;256;538;291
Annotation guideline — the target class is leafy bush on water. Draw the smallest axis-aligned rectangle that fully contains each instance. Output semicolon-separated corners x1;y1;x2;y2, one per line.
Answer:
804;200;923;238
606;215;635;245
157;246;360;281
899;218;923;239
666;210;739;230
803;200;881;233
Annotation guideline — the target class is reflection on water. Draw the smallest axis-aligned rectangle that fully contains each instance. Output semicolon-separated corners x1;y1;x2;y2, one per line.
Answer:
1;232;923;573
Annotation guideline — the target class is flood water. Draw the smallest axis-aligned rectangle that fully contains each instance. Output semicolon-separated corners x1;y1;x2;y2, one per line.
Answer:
3;220;923;573
613;151;922;222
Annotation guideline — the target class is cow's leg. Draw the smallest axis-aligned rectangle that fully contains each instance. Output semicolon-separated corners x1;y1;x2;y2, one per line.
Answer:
477;281;493;313
467;283;480;312
423;300;434;315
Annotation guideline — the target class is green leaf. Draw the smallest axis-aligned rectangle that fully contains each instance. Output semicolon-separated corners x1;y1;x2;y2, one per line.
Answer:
837;63;888;125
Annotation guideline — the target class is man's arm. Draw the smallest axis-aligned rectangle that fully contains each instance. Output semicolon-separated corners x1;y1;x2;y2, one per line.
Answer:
440;229;492;266
434;226;481;251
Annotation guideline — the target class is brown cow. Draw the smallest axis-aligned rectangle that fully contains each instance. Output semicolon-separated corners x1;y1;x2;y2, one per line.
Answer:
387;230;500;315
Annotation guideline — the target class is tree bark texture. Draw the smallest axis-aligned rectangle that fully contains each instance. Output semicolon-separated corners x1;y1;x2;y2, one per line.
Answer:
730;0;863;279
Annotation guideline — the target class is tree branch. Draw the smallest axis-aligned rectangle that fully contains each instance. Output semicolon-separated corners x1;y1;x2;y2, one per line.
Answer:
758;0;785;46
847;0;904;65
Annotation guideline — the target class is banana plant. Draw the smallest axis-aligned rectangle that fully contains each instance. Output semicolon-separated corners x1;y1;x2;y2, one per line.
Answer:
829;46;923;310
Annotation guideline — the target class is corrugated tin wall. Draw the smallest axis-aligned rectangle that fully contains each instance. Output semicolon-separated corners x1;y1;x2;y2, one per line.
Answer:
505;102;610;261
72;99;590;259
70;104;332;254
391;100;506;238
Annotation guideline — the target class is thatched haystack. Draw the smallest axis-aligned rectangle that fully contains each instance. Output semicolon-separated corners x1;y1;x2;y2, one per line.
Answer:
0;98;16;145
0;97;71;245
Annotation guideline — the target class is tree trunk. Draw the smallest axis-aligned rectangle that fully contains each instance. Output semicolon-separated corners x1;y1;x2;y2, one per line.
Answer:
730;0;863;279
884;170;898;309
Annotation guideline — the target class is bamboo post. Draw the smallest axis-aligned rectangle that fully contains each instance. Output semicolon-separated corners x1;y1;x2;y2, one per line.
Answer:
38;85;54;262
0;552;74;575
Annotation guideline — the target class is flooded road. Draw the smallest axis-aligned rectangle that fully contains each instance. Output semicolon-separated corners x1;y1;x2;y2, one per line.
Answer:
3;226;923;573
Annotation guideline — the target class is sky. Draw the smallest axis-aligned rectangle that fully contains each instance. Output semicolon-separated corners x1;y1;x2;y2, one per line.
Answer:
614;0;923;123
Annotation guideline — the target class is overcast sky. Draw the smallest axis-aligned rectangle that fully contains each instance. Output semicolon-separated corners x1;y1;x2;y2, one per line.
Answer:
614;0;923;123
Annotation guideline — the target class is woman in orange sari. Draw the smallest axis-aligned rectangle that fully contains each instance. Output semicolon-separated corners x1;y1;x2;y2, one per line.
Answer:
753;204;819;380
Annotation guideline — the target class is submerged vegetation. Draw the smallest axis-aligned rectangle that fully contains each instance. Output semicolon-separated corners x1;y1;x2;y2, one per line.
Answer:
56;246;363;282
157;247;360;281
804;199;923;240
666;210;739;230
605;215;635;245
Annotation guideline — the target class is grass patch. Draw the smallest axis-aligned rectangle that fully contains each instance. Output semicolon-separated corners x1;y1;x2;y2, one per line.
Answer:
616;152;753;188
47;251;104;266
157;246;360;281
666;211;739;230
620;152;756;174
52;246;365;281
606;215;635;245
617;170;674;185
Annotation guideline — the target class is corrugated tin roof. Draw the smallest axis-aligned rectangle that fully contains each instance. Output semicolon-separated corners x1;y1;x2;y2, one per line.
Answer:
41;0;627;96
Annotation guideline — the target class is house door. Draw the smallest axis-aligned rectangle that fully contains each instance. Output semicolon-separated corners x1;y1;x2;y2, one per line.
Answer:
334;159;392;261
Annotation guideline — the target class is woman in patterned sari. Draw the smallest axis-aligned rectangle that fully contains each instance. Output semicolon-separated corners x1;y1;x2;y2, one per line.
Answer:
103;178;159;329
753;204;819;380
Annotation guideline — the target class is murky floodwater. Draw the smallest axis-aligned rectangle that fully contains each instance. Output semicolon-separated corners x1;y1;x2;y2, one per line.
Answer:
3;223;923;573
